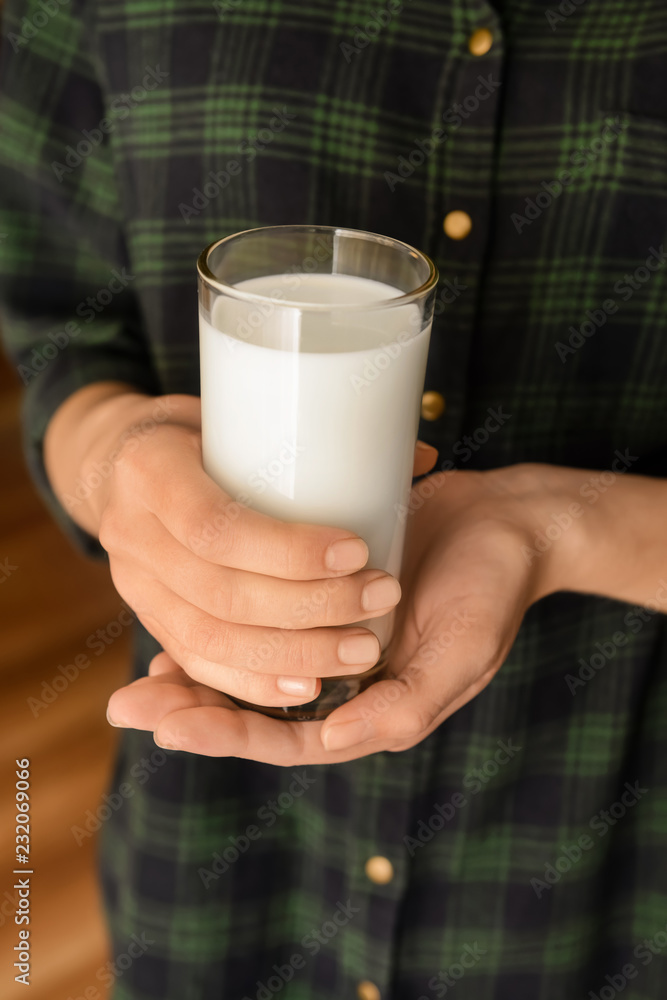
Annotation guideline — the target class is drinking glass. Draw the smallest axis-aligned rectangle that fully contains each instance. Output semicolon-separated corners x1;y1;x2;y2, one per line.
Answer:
198;225;437;720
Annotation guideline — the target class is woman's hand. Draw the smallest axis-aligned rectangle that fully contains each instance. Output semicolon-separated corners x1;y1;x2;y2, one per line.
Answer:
49;386;667;765
107;462;600;763
46;386;439;712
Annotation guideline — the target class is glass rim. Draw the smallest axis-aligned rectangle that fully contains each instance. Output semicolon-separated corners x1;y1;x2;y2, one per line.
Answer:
196;224;438;311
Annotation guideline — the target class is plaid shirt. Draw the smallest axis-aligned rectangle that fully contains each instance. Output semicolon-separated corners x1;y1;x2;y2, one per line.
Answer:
2;1;667;998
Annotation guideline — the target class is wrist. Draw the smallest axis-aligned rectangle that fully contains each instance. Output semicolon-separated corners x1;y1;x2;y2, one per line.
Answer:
491;461;667;609
45;383;158;536
487;462;594;603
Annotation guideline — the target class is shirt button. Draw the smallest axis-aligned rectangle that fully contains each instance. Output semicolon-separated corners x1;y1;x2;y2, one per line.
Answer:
357;981;381;1000
364;856;395;884
468;27;493;56
443;210;472;240
421;391;446;421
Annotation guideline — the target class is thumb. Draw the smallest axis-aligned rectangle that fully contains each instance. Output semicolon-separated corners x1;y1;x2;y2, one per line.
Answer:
413;440;439;477
320;613;497;752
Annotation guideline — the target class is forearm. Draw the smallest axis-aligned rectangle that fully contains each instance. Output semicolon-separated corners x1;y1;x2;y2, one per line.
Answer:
44;382;156;537
508;463;667;609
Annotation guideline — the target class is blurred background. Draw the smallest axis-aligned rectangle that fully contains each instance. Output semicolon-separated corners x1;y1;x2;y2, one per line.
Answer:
0;347;131;999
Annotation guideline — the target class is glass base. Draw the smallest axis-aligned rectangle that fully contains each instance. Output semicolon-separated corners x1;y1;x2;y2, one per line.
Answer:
228;657;387;721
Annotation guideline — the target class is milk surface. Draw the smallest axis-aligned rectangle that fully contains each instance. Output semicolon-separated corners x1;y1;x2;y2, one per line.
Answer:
199;272;431;648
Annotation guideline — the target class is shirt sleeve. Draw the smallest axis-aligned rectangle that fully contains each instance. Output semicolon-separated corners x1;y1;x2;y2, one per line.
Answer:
0;0;160;557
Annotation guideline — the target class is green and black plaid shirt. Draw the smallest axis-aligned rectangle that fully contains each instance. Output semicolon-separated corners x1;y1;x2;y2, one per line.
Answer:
2;1;667;998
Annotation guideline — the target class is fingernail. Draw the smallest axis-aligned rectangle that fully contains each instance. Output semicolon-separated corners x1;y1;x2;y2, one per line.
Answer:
416;440;436;452
325;537;368;572
337;632;380;666
276;675;318;698
322;719;375;751
154;735;177;750
106;708;126;728
361;576;401;612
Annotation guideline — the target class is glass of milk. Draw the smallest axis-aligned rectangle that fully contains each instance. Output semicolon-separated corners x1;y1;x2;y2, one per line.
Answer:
197;226;438;720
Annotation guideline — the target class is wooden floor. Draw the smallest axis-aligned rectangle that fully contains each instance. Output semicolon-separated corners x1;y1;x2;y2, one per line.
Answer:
0;351;131;999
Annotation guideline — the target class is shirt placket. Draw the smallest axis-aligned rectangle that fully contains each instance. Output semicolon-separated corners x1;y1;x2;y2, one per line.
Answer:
342;6;506;999
338;747;427;1000
419;0;505;470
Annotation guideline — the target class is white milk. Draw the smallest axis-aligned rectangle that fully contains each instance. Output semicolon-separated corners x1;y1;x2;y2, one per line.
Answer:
199;272;431;648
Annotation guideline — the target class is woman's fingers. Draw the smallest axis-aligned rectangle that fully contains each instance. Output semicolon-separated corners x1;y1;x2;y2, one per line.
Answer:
108;665;230;730
133;612;328;706
147;650;185;676
106;632;496;764
111;510;401;629
413;440;439;477
153;705;333;762
110;564;384;678
107;661;385;763
112;666;490;765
